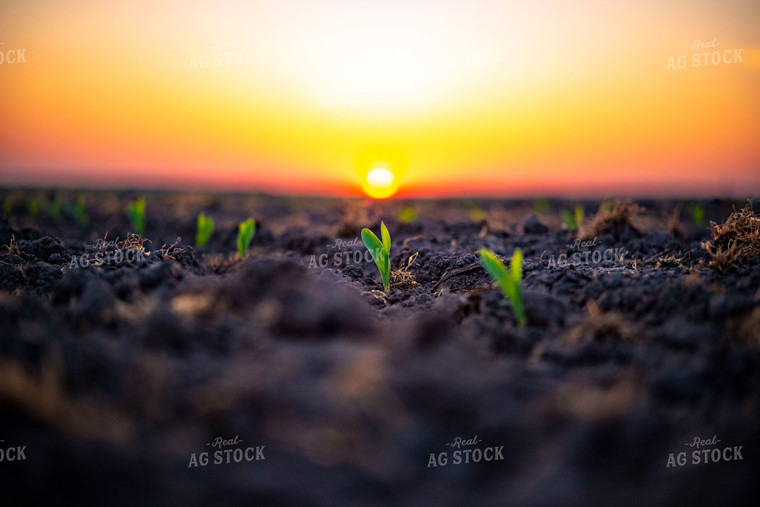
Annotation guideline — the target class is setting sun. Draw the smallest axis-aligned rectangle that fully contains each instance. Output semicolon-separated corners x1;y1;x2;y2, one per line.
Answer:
362;163;398;199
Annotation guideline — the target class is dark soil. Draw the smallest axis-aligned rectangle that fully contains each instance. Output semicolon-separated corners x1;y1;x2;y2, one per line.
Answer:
1;189;759;506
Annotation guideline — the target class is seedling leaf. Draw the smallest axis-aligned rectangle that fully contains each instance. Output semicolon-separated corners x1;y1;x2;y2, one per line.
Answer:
692;204;705;228
561;209;576;231
27;198;40;218
48;195;61;221
533;198;550;214
561;206;584;231
399;207;417;223
236;218;256;258
196;213;214;248
479;248;509;287
381;221;391;252
479;248;526;329
510;248;523;282
574;206;585;230
362;223;391;293
128;198;146;235
65;195;88;227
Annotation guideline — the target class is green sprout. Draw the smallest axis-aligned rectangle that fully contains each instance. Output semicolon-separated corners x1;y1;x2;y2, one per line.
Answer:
236;218;256;258
479;248;526;329
1;194;12;216
65;195;89;228
361;221;391;293
691;204;705;228
561;205;585;231
47;195;61;221
576;206;585;229
128;198;146;235
399;206;417;223
27;198;41;218
461;200;486;222
533;198;550;214
469;207;486;222
196;213;215;248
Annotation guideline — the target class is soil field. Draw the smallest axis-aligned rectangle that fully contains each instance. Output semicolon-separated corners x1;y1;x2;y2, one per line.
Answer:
0;189;759;506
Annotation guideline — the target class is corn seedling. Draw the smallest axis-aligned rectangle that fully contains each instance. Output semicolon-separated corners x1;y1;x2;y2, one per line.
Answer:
237;218;256;258
27;198;41;218
65;195;89;228
691;204;705;228
533;198;550;214
575;206;585;229
470;208;487;222
47;195;61;221
561;206;584;231
399;207;417;223
128;198;146;235
479;248;526;329
361;221;391;293
196;213;214;248
1;194;12;216
462;200;486;222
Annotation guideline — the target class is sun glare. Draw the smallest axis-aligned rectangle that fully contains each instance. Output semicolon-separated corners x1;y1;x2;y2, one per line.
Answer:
367;167;394;187
362;163;398;199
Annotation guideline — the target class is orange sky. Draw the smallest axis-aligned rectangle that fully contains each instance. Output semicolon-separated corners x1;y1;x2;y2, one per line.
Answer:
1;0;759;198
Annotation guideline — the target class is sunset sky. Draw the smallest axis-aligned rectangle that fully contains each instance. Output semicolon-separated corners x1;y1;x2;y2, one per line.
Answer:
1;0;759;198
